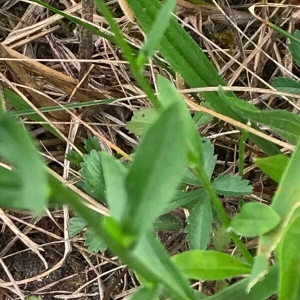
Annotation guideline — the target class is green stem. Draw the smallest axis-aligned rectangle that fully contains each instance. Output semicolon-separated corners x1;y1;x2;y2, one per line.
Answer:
238;130;248;207
93;0;160;109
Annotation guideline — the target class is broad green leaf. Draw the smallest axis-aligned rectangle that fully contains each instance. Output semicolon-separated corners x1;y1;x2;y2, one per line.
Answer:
127;108;159;135
289;29;300;66
153;214;183;231
129;286;160;300
230;202;281;237
212;174;252;196
255;154;289;183
84;136;101;153
272;77;300;94
186;193;213;250
277;206;300;300
68;216;87;237
101;152;128;222
81;150;106;202
127;0;280;156
248;135;300;290
157;76;204;166
172;250;251;280
132;232;195;299
84;227;107;252
138;0;177;67
0;113;48;214
122;100;188;236
208;264;279;300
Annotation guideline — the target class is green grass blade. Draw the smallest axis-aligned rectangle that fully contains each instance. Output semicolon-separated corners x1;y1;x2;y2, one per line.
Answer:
137;0;177;68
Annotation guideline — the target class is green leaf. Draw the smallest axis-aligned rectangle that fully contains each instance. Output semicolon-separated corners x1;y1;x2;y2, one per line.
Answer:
208;264;279;300
182;138;216;186
138;0;177;67
0;113;48;214
129;286;160;300
289;29;300;66
186;192;213;250
272;77;300;94
219;90;300;145
163;189;204;213
127;0;280;156
277;206;300;300
122;102;188;236
193;103;214;127
132;232;195;299
212;174;252;196
66;150;83;165
127;108;159;135
172;250;251;280
101;152;128;222
49;173;195;300
84;136;101;153
212;225;231;252
84;227;107;252
68;216;87;237
255;154;289;183
230;203;281;237
81;150;106;202
153;214;183;231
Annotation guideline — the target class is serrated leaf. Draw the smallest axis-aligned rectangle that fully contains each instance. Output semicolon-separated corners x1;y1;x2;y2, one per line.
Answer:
0;113;48;214
212;173;252;196
153;214;183;231
66;150;83;165
186;192;212;250
172;250;251;280
272;77;300;94
68;216;87;237
212;225;231;252
127;108;158;135
255;154;289;183
84;136;101;153
81;150;106;202
289;29;300;67
84;227;107;252
163;189;204;213
230;202;281;237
